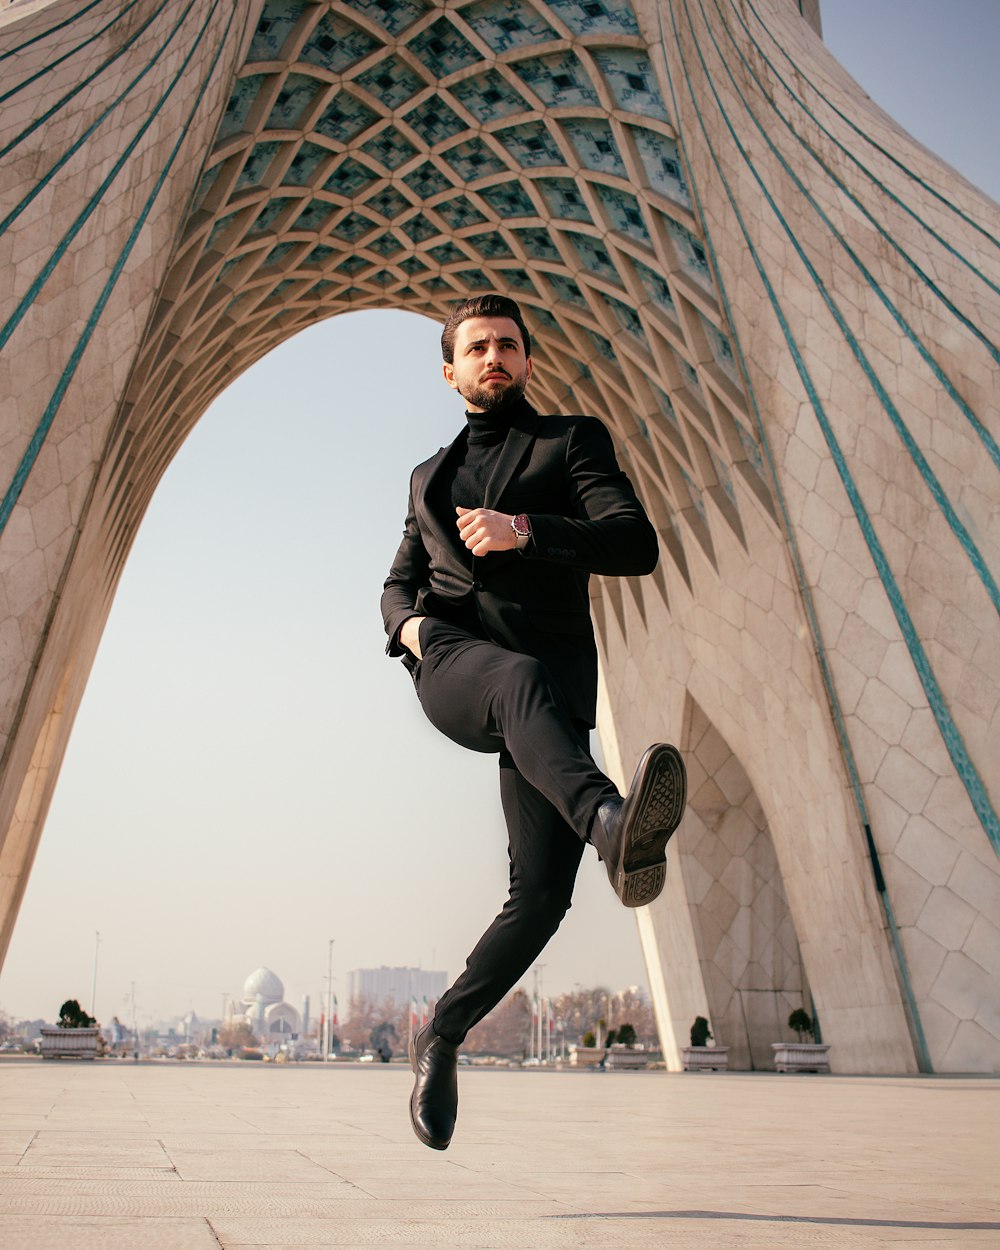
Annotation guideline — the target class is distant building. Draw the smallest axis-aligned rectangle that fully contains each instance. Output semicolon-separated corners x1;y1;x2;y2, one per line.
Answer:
232;967;301;1043
348;967;447;1014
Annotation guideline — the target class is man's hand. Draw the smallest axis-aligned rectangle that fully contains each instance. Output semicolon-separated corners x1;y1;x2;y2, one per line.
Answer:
456;506;517;555
400;615;425;659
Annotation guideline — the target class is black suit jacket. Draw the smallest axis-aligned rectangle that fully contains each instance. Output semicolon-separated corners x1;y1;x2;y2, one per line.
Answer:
381;398;658;726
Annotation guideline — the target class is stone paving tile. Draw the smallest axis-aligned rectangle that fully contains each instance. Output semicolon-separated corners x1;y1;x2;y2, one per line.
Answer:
0;1181;411;1219
22;1136;172;1170
167;1150;347;1183
306;1173;540;1201
158;1131;372;1152
0;1215;220;1249
0;1165;178;1180
302;1150;527;1200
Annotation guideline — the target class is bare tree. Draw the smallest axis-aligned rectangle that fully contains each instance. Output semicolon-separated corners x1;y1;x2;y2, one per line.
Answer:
549;986;659;1049
550;987;611;1046
409;985;660;1060
463;988;532;1057
609;987;658;1047
341;995;409;1052
218;1020;256;1052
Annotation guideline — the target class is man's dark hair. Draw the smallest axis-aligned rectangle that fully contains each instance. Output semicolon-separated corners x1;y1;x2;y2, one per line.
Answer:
441;293;532;363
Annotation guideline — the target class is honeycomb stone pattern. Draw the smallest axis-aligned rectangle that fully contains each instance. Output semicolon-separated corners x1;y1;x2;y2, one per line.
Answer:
679;701;805;1072
124;0;770;609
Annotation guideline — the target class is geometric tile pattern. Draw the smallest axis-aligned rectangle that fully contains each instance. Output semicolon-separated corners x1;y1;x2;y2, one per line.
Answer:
120;0;773;617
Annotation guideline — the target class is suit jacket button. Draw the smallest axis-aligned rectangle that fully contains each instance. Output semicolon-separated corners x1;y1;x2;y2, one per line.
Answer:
473;580;483;591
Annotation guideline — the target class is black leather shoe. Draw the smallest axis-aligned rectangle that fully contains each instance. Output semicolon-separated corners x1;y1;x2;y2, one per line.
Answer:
593;743;686;907
409;1021;458;1150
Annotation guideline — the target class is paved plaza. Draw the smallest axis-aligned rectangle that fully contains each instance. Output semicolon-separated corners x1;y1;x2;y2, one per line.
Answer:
0;1060;996;1248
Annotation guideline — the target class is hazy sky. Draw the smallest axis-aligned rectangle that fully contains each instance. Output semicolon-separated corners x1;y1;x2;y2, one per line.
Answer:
1;2;997;1029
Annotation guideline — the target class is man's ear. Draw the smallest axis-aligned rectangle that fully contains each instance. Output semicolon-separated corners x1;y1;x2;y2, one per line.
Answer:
525;356;533;384
442;360;457;390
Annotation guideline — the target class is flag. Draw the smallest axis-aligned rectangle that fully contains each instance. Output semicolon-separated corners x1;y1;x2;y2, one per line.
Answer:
332;995;338;1028
421;996;428;1027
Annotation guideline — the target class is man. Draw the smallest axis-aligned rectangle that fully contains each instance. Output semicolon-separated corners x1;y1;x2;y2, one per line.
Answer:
382;293;686;1151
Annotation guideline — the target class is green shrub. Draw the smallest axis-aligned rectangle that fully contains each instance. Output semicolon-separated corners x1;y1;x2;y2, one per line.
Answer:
616;1022;636;1048
57;999;96;1029
690;1015;713;1047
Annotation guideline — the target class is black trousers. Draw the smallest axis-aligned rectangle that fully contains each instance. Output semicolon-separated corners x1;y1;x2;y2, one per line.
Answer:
413;618;619;1044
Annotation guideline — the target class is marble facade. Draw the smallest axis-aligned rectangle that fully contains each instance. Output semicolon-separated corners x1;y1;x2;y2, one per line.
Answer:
0;0;996;1071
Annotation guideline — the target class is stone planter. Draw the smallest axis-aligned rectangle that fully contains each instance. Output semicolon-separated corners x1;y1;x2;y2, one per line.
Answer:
681;1045;729;1071
40;1027;101;1060
605;1046;648;1071
570;1046;605;1068
771;1042;830;1073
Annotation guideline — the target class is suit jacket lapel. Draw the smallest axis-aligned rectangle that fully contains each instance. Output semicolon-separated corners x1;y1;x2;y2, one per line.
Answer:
484;400;538;510
413;430;464;546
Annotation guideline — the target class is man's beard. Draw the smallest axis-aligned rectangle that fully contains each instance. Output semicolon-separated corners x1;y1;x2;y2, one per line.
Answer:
461;375;526;412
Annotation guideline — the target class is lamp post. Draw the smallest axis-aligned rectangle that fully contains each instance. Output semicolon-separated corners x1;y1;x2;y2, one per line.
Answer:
534;964;545;1063
91;930;100;1019
325;938;334;1062
407;970;414;1058
530;966;537;1061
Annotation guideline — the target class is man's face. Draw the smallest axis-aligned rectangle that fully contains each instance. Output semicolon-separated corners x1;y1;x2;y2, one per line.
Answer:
443;316;532;413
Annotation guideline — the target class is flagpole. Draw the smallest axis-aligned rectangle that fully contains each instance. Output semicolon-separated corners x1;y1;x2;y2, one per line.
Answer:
325;938;334;1063
536;965;545;1063
531;967;538;1062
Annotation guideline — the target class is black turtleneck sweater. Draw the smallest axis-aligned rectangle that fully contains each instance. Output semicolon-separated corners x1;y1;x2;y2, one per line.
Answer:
451;410;509;528
427;408;512;633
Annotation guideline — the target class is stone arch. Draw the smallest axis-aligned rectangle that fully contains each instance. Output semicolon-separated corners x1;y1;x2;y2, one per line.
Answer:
679;696;806;1070
1;0;998;1072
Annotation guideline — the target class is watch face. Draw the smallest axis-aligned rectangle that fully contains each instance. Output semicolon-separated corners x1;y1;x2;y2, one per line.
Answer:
512;513;531;537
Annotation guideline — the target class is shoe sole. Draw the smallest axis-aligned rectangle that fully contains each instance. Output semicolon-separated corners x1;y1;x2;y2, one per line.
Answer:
615;744;686;908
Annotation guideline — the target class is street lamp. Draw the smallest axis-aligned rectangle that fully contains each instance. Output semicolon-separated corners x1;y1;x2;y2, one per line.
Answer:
325;939;334;1062
91;930;100;1019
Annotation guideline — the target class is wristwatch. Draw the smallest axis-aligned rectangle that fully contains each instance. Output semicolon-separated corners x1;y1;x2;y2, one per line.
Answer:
511;513;531;550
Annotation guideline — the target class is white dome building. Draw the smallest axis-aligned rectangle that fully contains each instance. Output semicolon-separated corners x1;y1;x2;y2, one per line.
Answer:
238;967;301;1045
242;967;284;1006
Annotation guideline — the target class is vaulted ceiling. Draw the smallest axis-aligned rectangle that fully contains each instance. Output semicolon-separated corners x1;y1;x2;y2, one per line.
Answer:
115;0;777;628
